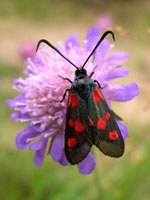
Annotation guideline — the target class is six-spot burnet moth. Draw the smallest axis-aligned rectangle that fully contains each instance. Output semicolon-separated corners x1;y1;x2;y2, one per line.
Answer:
36;31;124;165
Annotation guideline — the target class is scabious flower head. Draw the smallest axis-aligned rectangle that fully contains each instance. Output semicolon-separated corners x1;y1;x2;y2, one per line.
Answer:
95;15;112;32
7;27;139;174
20;42;36;59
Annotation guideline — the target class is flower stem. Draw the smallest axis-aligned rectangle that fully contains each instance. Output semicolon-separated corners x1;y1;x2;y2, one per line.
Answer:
94;167;105;199
93;153;105;200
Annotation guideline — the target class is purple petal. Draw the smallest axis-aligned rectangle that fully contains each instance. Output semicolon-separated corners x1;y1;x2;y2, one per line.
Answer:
41;129;57;139
14;78;26;87
16;126;40;149
6;99;14;108
117;121;128;140
11;112;20;120
94;51;103;67
84;27;99;52
107;66;129;80
11;112;30;121
106;52;129;66
96;38;110;59
30;117;50;132
6;95;25;109
65;34;80;51
29;137;46;151
34;139;48;167
78;152;95;174
59;150;68;166
33;53;44;66
103;83;139;102
50;134;64;162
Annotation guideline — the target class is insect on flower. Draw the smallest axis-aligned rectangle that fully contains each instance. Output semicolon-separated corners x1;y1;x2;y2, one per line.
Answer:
36;31;124;164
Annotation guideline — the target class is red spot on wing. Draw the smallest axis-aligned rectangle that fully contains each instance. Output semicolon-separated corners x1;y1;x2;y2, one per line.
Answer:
105;112;110;120
88;116;93;126
93;89;101;103
68;137;77;148
68;91;72;107
96;86;104;99
69;118;74;127
97;117;106;129
74;120;85;132
71;93;78;107
109;131;118;140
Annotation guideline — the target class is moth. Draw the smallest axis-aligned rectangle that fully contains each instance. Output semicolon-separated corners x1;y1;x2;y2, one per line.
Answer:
36;31;124;164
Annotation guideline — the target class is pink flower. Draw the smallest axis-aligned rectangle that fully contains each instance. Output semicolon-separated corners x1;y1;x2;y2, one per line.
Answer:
95;15;112;32
7;27;139;174
20;42;36;59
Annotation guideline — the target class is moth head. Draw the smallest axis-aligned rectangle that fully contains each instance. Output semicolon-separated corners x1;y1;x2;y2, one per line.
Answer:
75;67;87;78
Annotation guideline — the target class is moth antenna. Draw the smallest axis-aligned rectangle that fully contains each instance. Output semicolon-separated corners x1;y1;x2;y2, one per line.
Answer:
82;31;115;68
36;39;78;69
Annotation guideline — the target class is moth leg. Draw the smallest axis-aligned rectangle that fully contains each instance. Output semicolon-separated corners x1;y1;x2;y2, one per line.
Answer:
89;71;94;78
58;75;72;83
94;80;103;89
60;89;70;102
89;65;98;78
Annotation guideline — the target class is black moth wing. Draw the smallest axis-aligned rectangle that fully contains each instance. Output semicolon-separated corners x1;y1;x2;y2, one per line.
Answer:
88;85;124;157
65;90;93;164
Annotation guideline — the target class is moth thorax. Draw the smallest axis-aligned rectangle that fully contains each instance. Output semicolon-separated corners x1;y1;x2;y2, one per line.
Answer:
77;79;90;98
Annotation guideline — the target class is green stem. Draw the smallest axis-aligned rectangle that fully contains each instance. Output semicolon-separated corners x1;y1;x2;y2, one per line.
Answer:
93;152;105;200
94;166;104;200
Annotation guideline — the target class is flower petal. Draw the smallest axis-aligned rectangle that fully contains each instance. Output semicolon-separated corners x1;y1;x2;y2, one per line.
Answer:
107;66;129;80
78;152;95;174
96;15;112;32
84;27;99;52
96;38;110;59
6;95;25;109
29;137;46;151
14;78;26;87
94;51;103;67
34;139;48;167
41;129;57;139
117;121;128;140
106;52;129;66
59;150;68;166
65;34;80;51
50;133;64;162
11;112;30;122
16;126;40;149
103;83;139;101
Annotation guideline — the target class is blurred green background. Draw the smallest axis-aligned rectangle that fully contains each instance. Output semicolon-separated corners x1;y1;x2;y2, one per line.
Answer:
0;0;150;199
